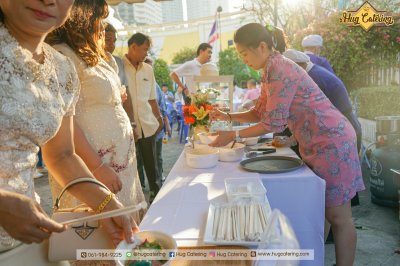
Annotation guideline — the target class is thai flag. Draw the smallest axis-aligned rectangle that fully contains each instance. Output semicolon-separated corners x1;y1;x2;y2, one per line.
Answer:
208;16;219;44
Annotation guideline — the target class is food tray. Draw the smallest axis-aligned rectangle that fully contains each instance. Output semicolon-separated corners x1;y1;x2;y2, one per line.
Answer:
240;156;304;174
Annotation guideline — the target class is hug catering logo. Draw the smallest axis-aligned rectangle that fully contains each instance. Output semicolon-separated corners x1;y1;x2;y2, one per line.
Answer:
339;1;395;31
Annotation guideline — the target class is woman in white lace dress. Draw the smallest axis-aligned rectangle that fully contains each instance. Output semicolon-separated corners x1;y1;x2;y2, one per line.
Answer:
46;0;145;224
0;0;138;265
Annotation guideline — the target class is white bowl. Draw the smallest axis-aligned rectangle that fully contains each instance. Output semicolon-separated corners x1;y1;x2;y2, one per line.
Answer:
244;137;259;146
115;230;177;266
197;132;217;145
185;148;219;168
218;142;245;162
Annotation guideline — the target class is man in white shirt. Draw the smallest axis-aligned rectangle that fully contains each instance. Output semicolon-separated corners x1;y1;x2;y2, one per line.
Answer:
123;33;163;199
170;43;213;94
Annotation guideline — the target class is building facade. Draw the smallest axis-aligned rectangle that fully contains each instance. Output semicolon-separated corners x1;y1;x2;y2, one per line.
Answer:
117;1;162;25
186;0;230;20
161;0;184;23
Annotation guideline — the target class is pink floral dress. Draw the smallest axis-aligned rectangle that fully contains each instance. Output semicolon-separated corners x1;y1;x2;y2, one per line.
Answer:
253;52;365;207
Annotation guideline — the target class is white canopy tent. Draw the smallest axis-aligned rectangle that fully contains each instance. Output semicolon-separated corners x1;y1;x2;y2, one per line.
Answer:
105;7;124;30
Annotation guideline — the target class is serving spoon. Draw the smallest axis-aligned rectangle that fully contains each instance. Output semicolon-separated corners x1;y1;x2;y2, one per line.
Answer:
245;149;276;158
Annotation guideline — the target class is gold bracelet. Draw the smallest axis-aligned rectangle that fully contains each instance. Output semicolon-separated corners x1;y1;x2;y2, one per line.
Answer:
91;162;105;175
95;192;114;213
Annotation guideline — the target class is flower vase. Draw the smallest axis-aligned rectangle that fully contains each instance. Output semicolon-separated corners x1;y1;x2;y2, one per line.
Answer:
193;125;209;141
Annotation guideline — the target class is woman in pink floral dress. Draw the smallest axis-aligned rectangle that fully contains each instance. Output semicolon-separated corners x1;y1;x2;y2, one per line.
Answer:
210;23;364;266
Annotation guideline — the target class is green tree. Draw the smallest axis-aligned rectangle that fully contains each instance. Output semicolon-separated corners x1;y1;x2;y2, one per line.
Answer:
172;47;197;64
154;59;173;91
218;47;260;85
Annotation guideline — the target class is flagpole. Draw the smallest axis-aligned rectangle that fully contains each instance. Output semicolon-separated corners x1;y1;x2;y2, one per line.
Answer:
217;6;222;54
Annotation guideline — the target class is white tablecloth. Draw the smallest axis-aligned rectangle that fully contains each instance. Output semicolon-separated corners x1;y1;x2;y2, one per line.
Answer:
140;147;326;265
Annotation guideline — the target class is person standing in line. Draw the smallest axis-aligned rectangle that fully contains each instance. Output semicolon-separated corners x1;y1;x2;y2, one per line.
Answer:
155;84;172;186
170;43;213;94
302;34;335;74
123;33;164;202
47;0;146;226
104;22;128;88
162;83;175;104
0;0;137;264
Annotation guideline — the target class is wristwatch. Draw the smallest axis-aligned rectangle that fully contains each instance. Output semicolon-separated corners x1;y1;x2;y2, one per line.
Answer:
235;130;242;142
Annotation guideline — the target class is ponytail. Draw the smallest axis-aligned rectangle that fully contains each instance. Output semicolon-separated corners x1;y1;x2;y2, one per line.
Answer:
234;23;287;53
270;26;286;53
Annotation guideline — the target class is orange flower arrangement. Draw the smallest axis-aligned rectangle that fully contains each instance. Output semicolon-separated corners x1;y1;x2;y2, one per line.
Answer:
183;89;215;127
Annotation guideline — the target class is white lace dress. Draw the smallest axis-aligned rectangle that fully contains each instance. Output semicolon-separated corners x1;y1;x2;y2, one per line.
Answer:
48;44;145;224
0;23;79;252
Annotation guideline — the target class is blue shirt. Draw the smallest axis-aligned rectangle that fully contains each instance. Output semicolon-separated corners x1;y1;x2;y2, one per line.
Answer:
308;64;361;135
306;53;335;74
156;84;167;140
113;55;128;87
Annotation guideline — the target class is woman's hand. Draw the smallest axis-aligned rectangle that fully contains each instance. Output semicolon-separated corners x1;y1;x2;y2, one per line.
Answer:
101;200;140;246
209;131;235;147
0;191;66;244
93;164;122;193
209;109;229;121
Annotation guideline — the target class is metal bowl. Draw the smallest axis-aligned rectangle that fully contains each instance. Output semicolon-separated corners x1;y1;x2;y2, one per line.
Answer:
375;116;400;134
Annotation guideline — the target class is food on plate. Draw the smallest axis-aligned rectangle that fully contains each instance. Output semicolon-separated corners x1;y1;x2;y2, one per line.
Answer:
271;136;297;147
124;239;165;266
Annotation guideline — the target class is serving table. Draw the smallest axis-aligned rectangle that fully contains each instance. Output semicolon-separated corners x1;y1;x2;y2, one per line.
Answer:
140;147;326;265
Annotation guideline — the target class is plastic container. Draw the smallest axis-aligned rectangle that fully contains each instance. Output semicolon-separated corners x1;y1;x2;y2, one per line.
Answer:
224;177;267;202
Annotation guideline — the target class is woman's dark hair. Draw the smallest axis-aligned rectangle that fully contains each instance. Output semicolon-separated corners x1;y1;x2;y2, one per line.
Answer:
46;0;109;67
196;43;212;56
234;23;287;54
105;23;117;33
128;32;152;47
0;8;4;22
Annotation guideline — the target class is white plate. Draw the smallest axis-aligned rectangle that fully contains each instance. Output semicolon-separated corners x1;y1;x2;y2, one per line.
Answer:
203;202;271;246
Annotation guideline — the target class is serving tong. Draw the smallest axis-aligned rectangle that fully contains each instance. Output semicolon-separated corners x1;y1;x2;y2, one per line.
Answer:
245;148;276;158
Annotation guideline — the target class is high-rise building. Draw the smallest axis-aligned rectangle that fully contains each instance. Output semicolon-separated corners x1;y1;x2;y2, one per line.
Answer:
186;0;230;20
161;0;184;23
116;1;162;26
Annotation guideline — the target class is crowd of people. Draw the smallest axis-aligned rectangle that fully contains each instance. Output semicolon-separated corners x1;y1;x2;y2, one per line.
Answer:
0;1;363;265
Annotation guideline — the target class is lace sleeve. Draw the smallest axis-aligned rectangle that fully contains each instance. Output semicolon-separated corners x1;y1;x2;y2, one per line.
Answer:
63;59;80;117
